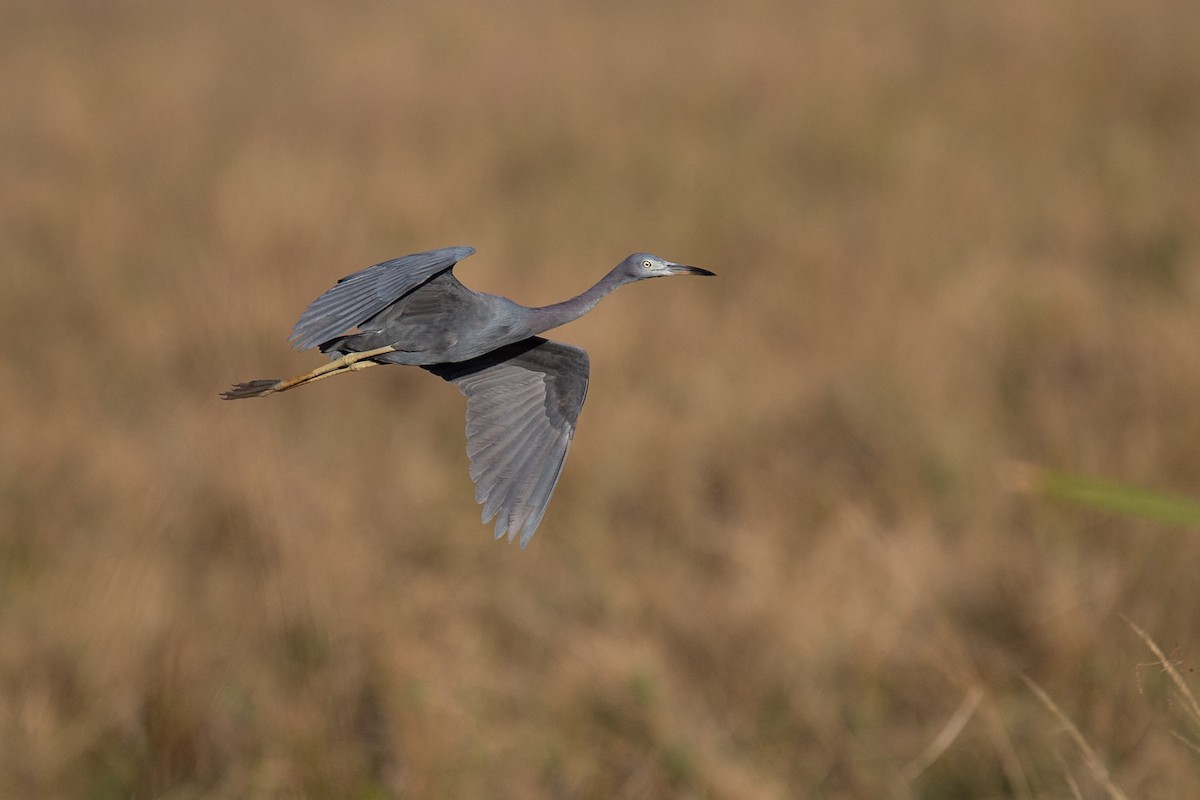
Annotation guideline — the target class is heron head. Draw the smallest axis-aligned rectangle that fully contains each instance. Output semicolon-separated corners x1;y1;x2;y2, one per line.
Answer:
620;253;715;282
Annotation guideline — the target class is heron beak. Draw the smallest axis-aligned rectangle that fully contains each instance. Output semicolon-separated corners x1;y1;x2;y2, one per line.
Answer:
666;263;716;277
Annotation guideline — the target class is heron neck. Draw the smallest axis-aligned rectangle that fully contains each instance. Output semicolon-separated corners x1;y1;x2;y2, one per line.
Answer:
525;268;625;334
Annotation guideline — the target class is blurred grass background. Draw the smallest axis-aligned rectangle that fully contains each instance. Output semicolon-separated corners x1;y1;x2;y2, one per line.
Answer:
2;0;1200;796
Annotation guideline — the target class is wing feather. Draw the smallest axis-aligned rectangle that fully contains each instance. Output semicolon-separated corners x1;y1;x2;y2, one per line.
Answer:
425;337;590;547
467;385;546;480
503;432;562;541
289;246;475;350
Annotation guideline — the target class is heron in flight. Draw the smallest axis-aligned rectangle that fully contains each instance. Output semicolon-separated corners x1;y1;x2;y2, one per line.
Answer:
222;246;714;547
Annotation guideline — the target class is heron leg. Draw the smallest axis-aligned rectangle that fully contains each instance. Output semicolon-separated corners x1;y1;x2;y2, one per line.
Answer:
269;345;398;392
221;345;397;399
278;355;386;390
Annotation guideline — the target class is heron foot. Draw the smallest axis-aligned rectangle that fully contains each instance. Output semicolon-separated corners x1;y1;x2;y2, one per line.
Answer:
221;379;282;400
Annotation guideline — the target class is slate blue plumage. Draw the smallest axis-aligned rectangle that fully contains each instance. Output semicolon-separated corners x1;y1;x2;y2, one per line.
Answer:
223;246;714;546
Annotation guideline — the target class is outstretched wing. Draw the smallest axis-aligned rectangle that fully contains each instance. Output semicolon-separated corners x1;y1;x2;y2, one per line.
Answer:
289;246;476;350
425;337;590;548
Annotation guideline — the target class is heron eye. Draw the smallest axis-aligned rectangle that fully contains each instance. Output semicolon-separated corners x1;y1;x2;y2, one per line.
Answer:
643;260;653;269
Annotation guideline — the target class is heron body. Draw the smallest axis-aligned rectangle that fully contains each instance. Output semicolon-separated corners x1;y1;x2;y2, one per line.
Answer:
223;246;713;546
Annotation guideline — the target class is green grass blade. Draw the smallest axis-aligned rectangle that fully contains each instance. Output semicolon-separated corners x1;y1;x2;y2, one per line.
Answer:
1017;464;1200;529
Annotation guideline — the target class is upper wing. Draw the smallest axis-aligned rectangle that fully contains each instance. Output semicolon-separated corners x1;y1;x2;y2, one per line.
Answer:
425;337;590;548
289;246;476;350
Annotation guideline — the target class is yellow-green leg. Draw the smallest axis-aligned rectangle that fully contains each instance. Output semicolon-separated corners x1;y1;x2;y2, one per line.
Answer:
221;345;397;399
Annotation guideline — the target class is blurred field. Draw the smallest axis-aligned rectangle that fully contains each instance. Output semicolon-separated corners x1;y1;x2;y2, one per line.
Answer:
3;0;1200;796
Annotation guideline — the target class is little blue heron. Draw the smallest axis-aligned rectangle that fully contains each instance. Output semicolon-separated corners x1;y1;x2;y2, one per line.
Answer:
222;246;714;547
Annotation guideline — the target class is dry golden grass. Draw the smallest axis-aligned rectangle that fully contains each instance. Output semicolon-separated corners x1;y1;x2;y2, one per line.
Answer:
3;0;1200;796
